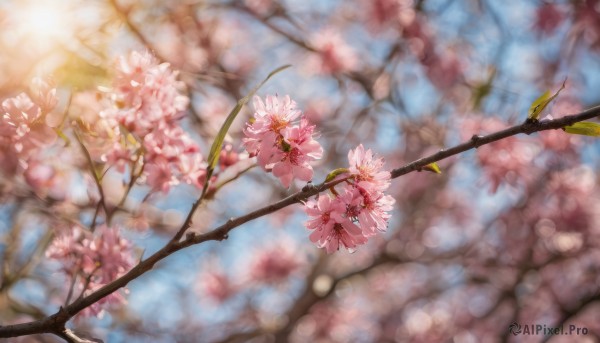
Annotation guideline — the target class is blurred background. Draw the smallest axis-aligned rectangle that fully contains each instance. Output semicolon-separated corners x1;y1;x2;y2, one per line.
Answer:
1;0;600;342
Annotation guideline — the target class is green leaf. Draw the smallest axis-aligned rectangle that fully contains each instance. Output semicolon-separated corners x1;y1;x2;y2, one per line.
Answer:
528;79;566;120
54;128;71;147
422;162;442;174
206;65;291;173
563;122;600;137
471;66;496;110
55;51;109;90
325;168;349;182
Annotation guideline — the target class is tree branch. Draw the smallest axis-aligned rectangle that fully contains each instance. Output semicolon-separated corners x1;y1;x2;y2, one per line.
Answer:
390;106;600;178
1;105;599;340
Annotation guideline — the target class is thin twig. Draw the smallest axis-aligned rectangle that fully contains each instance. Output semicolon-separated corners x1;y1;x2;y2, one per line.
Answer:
73;131;109;218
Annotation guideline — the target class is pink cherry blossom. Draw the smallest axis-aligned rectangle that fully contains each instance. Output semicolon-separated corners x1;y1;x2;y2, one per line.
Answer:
114;50;156;91
2;93;56;150
243;95;322;187
339;184;395;236
243;94;298;163
110;52;188;135
179;152;208;188
45;227;85;275
23;159;56;194
303;144;394;252
243;95;302;152
305;195;368;253
219;143;239;170
28;77;59;113
83;225;133;283
47;225;133;283
347;144;391;192
89;50;207;193
272;119;323;188
101;141;137;173
0;82;58;177
78;281;129;319
144;159;176;193
46;224;134;318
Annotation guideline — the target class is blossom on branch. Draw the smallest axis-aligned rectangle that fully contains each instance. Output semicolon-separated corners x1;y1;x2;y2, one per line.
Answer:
305;195;367;254
304;145;394;253
0;78;58;176
243;94;323;188
46;224;134;318
348;144;391;192
86;50;207;193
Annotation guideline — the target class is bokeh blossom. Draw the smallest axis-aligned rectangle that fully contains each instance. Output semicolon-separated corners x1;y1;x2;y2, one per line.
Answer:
46;224;134;318
462;117;538;193
247;240;305;284
534;3;565;35
306;28;359;75
0;78;58;176
197;265;238;304
80;50;206;193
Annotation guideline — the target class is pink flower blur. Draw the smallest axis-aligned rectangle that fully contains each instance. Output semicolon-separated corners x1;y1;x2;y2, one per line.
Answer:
534;3;565;35
219;143;239;170
462;117;537;193
248;243;303;284
92;50;206;193
0;78;58;176
199;269;237;304
307;28;359;75
46;225;134;318
361;0;416;33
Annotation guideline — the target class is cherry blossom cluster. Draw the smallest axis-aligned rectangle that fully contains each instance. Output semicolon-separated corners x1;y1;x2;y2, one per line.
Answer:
305;144;395;253
46;224;133;318
243;94;323;188
0;78;58;176
98;51;206;192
